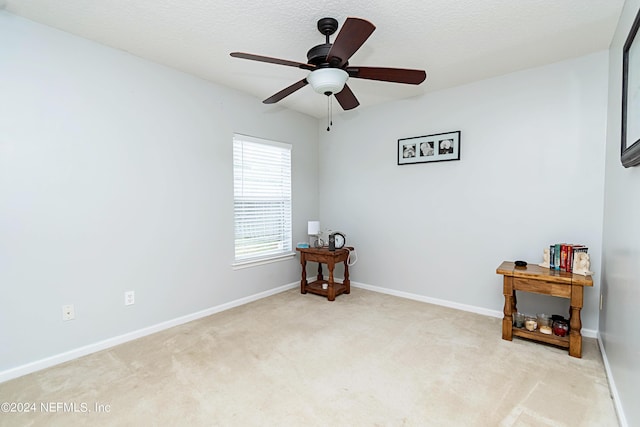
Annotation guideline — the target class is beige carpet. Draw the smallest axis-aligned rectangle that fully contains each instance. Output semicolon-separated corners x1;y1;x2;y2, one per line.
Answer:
0;288;618;426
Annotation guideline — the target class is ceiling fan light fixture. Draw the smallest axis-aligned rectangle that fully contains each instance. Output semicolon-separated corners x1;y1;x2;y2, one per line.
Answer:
307;68;348;95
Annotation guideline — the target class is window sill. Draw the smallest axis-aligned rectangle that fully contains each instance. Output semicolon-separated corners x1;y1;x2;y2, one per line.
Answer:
232;252;296;270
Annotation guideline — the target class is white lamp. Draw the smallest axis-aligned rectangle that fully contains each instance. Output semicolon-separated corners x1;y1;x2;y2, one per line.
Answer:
308;221;320;236
308;220;321;247
307;68;348;95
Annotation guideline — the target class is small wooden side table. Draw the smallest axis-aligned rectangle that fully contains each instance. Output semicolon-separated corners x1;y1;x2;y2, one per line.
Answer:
296;247;352;301
497;261;593;358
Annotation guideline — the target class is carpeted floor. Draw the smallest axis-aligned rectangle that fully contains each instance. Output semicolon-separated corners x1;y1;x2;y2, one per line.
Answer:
0;288;618;426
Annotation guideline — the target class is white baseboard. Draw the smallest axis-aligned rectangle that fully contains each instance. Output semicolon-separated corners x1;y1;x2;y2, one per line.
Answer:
352;281;504;318
0;282;298;384
597;332;628;427
350;281;598;338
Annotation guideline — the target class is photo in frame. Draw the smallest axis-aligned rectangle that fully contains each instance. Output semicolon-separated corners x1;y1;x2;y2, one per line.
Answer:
622;7;640;168
397;131;460;165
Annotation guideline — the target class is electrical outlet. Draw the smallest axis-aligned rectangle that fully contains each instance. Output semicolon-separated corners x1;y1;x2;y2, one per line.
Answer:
124;291;135;306
62;304;75;321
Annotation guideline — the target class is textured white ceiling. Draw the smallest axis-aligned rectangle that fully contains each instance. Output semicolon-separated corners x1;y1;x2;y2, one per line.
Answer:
3;0;624;118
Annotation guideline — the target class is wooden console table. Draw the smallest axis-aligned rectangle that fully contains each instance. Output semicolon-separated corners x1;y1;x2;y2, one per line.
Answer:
496;261;593;358
296;247;352;301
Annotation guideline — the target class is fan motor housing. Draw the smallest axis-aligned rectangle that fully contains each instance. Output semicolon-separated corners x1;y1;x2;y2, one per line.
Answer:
307;44;346;68
307;44;331;66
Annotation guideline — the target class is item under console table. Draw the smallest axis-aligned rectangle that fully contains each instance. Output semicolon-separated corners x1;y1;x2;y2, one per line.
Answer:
296;247;352;301
496;261;593;358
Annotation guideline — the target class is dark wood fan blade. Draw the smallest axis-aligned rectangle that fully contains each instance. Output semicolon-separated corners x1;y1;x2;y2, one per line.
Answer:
346;66;426;84
326;18;376;68
230;52;315;71
334;84;359;110
263;79;309;104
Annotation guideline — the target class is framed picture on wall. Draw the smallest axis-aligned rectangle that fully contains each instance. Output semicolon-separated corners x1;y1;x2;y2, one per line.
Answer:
622;8;640;168
397;131;461;165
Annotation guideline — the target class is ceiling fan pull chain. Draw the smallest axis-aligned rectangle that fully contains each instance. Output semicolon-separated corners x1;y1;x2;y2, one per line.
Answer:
326;95;331;131
330;95;333;127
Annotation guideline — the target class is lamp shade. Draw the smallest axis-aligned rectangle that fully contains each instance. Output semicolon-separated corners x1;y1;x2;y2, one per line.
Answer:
307;68;348;95
308;221;320;235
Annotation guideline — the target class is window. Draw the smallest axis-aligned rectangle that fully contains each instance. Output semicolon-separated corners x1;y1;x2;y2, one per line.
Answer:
233;134;292;264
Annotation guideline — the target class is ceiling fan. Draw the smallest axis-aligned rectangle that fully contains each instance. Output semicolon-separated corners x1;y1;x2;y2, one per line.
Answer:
230;17;427;112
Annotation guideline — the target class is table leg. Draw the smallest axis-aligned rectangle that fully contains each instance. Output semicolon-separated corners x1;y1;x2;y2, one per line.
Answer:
569;285;583;358
343;258;351;294
317;263;323;281
502;276;514;341
300;258;307;294
327;261;336;301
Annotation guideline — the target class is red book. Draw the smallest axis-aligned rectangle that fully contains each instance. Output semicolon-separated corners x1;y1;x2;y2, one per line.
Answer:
560;244;567;271
565;244;574;272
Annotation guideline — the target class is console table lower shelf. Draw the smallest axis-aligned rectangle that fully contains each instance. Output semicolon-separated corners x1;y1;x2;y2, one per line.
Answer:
512;327;569;349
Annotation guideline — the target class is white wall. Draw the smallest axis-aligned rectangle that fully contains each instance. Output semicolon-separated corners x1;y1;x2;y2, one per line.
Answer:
0;12;319;373
601;0;640;425
319;52;608;331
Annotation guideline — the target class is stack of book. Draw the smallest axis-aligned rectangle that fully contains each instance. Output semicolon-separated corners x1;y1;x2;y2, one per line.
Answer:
549;243;588;272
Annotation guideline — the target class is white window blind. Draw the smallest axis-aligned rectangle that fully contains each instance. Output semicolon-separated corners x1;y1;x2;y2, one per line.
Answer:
233;134;292;263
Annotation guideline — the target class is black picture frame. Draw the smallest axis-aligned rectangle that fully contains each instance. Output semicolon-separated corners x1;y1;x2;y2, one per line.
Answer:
622;8;640;168
397;131;461;165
